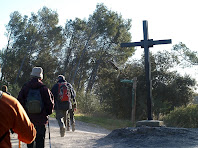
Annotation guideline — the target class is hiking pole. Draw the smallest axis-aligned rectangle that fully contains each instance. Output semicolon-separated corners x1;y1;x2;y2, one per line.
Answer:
18;140;21;148
48;117;52;148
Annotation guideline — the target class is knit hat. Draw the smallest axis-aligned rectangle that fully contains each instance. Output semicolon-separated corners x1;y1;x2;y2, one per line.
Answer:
31;67;43;80
58;75;65;81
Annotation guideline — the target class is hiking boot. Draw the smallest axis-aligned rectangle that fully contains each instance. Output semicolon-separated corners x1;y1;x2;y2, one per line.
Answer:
60;127;65;137
72;123;75;132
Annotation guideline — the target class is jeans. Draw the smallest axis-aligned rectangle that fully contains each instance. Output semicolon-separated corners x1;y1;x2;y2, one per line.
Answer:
27;125;46;148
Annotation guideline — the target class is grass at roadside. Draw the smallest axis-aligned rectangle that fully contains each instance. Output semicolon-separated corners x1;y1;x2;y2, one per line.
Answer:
75;113;133;130
50;112;56;118
50;112;133;130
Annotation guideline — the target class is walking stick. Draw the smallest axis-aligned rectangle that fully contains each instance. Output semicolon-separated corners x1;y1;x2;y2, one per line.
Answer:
48;118;52;148
18;140;21;148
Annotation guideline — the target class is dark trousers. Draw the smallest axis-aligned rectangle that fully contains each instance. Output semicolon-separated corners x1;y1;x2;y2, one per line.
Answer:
67;109;75;125
27;125;46;148
56;110;67;128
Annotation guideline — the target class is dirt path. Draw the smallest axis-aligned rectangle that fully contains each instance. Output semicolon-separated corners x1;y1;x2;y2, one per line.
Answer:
11;117;111;148
11;118;198;148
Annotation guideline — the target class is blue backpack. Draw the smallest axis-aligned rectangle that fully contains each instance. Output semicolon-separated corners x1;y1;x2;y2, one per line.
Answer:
26;88;44;114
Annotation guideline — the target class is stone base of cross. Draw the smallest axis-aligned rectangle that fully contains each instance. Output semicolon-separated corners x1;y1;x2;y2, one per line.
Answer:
121;20;172;120
136;120;164;127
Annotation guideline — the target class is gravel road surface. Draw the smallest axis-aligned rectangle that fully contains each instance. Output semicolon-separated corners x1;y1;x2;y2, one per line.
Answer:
11;117;198;148
11;117;111;148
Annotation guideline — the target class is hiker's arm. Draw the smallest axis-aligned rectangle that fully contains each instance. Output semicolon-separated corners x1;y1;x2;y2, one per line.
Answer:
15;104;36;144
72;89;76;102
51;84;58;101
69;85;77;109
4;93;36;144
17;86;27;107
43;88;54;115
68;83;76;102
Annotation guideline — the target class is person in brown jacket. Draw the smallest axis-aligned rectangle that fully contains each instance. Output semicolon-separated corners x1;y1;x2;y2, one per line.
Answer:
17;67;54;148
0;91;36;148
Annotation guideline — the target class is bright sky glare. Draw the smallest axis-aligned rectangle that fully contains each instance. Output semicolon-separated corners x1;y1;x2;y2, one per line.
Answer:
0;0;198;83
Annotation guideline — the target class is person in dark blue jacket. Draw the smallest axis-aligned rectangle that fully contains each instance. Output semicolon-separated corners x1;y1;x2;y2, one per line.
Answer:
51;75;76;137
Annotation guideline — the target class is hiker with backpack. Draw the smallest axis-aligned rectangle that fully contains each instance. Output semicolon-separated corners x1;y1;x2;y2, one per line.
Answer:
66;89;77;132
0;91;36;148
17;67;54;148
51;75;77;137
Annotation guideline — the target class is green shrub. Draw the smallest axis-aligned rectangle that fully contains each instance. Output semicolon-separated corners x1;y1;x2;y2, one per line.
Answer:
163;104;198;128
76;91;102;114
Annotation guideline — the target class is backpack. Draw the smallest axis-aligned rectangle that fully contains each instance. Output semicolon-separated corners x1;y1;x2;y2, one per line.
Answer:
26;88;44;114
58;82;71;101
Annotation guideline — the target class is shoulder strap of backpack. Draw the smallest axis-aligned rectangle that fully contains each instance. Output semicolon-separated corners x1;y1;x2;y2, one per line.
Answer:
59;82;67;85
0;130;9;143
27;85;45;95
58;82;67;89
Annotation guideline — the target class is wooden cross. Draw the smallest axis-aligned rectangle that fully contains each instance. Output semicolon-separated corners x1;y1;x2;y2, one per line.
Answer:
121;20;172;120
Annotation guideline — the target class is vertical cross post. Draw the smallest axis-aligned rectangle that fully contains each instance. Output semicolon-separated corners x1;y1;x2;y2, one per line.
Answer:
121;20;171;120
143;21;152;120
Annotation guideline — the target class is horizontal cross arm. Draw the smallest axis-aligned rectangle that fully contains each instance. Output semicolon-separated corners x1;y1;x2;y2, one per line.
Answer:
121;39;172;48
152;39;172;46
121;42;142;47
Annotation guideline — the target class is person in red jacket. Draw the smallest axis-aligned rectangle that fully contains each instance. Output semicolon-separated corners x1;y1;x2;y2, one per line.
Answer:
0;91;36;148
17;67;54;148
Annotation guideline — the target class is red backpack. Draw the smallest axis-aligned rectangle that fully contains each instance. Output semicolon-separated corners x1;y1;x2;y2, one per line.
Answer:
58;82;71;101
